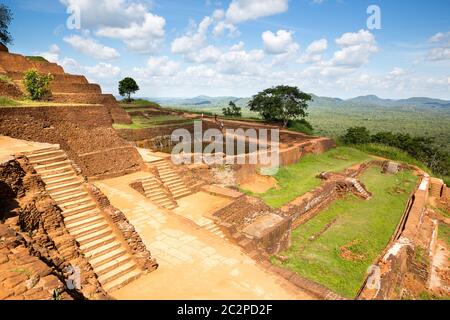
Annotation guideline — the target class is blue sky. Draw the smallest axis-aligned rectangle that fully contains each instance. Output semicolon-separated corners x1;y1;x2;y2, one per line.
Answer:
3;0;450;99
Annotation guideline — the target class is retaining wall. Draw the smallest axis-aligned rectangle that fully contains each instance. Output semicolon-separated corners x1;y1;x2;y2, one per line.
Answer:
0;106;144;179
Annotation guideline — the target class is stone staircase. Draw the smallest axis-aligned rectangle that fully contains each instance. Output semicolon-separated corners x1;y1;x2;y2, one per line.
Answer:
202;219;227;240
347;178;371;199
141;176;177;210
24;147;142;292
154;160;191;200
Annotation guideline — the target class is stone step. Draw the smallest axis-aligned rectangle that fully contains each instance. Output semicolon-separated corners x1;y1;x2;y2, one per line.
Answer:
53;191;89;204
161;176;180;183
83;241;122;259
160;173;178;180
50;186;86;199
102;268;142;293
29;154;67;165
147;193;168;201
70;221;109;238
23;146;60;155
34;159;72;171
172;189;190;198
158;199;175;207
89;247;127;269
65;215;103;232
79;234;117;253
171;185;189;191
95;255;132;276
36;164;73;177
98;261;137;286
58;197;94;210
76;228;113;246
46;180;83;193
64;209;99;224
41;170;76;183
63;202;98;217
26;149;65;161
44;175;81;186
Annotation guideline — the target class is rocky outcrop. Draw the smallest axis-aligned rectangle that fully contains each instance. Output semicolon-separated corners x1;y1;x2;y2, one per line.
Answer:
0;157;108;300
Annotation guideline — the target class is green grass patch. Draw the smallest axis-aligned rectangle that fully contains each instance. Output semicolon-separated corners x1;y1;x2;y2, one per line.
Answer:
0;96;19;106
25;56;49;63
438;223;450;247
272;167;417;298
120;99;161;108
252;147;373;208
113;114;194;129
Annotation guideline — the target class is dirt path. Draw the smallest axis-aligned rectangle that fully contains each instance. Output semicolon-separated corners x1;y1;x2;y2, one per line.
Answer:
94;172;314;300
430;240;450;293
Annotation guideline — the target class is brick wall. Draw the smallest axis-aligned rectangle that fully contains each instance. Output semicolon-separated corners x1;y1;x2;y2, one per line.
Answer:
0;106;144;178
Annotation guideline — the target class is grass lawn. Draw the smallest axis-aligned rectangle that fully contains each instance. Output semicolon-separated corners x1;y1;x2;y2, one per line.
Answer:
272;166;417;298
249;147;373;208
113;115;194;129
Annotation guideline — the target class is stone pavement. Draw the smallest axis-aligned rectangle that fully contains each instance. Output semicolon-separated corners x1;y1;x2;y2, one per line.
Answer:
94;172;315;300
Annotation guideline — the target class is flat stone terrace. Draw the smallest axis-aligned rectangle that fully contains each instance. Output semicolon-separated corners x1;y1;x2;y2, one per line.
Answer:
94;171;314;300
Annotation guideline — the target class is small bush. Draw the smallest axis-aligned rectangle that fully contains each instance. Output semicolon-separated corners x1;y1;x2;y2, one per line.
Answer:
22;69;53;101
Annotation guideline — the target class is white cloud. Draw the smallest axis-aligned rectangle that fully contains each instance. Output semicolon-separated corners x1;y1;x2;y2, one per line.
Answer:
331;29;378;67
426;31;450;61
133;56;180;77
40;44;60;63
63;35;120;60
171;17;213;54
60;0;165;54
299;39;328;63
225;0;288;24
85;62;121;78
262;30;299;54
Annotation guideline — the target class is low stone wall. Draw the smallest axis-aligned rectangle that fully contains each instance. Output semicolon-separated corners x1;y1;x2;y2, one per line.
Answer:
284;181;342;228
0;106;144;179
0;158;108;300
358;173;436;300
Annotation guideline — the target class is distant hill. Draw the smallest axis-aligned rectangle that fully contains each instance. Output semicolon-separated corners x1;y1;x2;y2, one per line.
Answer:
146;94;450;110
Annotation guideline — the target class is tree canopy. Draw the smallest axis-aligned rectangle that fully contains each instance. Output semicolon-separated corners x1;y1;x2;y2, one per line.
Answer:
119;77;139;102
0;4;13;46
222;101;242;117
248;85;312;127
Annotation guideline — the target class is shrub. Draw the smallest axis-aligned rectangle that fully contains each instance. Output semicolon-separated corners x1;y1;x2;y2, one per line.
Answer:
22;69;53;100
222;101;242;117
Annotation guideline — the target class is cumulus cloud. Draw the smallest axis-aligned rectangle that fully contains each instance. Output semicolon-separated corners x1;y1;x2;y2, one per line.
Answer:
60;0;165;54
299;39;328;63
133;56;180;77
63;35;120;60
331;29;378;67
262;30;299;55
225;0;288;24
171;17;213;55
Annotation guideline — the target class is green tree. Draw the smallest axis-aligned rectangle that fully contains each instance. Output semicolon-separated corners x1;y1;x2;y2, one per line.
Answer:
22;69;53;101
119;77;139;102
0;4;13;46
341;127;372;144
248;85;311;127
222;101;242;117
